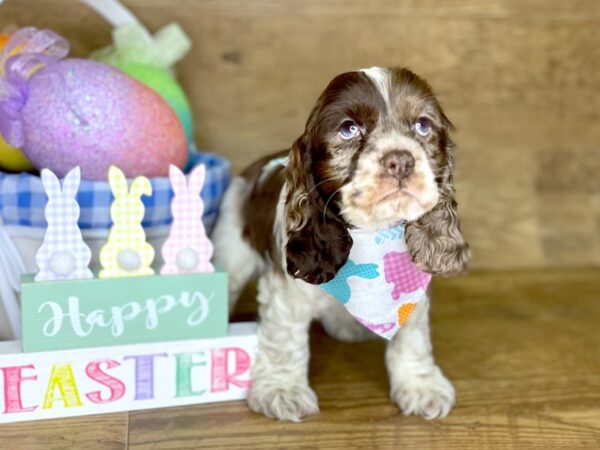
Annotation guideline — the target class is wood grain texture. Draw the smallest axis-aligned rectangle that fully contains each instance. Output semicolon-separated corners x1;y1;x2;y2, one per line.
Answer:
0;270;598;448
0;1;598;268
0;413;129;449
124;269;600;449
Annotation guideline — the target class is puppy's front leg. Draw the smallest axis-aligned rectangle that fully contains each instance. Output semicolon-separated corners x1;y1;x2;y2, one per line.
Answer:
247;272;319;422
386;297;455;419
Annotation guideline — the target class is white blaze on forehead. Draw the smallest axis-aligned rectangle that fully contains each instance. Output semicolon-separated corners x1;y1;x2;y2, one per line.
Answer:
360;66;391;112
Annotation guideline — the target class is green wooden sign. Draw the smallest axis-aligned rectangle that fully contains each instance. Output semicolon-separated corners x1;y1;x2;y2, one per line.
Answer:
20;272;228;353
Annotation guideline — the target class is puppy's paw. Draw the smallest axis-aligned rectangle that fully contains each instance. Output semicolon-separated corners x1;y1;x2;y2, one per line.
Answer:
248;381;319;422
391;366;455;419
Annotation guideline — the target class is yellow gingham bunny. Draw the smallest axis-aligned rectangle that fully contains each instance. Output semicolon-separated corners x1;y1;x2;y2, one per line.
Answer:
99;166;155;278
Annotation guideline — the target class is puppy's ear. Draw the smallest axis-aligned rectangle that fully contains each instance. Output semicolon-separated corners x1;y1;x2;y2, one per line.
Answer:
284;136;352;284
405;123;471;276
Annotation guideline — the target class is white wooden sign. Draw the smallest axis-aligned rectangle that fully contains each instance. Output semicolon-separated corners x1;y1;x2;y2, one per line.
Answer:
0;322;257;424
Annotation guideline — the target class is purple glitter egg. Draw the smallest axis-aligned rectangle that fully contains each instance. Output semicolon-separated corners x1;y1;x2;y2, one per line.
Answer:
20;59;187;180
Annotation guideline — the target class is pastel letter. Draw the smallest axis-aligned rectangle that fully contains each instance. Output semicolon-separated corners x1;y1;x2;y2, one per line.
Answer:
175;352;206;397
85;359;126;404
124;353;167;400
1;365;38;413
210;347;251;393
43;364;83;409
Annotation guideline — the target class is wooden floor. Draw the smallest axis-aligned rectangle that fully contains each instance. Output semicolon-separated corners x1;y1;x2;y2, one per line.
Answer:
2;269;599;449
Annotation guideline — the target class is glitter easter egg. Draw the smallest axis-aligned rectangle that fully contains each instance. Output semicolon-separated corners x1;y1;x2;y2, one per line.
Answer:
0;33;35;172
118;64;194;143
20;59;187;180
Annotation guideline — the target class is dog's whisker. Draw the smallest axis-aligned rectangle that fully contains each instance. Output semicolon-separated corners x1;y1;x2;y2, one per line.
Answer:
322;187;344;223
297;176;338;205
308;176;337;195
376;189;402;204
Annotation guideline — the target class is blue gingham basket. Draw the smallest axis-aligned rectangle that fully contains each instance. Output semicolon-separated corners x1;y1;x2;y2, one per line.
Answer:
0;152;230;232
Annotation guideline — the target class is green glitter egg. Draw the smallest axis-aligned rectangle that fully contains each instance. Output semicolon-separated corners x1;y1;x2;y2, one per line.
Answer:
117;64;194;143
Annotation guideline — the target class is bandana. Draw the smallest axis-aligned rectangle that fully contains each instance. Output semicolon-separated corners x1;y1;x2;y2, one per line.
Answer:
320;224;431;340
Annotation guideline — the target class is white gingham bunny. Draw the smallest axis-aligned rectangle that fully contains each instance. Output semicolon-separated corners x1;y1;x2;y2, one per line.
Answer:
99;166;155;278
161;164;214;274
35;167;93;282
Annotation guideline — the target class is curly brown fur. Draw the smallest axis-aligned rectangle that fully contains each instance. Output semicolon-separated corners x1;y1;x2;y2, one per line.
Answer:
404;111;470;275
284;136;353;284
405;195;471;276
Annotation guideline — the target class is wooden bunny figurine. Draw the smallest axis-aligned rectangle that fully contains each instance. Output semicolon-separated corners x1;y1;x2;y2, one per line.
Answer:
35;167;93;281
161;164;214;274
99;166;155;278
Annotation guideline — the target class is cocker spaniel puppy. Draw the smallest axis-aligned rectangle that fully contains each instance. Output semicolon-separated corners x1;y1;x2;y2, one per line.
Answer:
212;66;470;422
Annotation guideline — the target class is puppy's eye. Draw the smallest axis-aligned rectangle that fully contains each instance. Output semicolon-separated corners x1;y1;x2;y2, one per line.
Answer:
339;120;361;140
415;117;432;137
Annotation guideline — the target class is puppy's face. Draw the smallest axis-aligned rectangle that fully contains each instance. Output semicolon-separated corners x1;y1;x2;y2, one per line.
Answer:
285;66;463;285
305;67;452;230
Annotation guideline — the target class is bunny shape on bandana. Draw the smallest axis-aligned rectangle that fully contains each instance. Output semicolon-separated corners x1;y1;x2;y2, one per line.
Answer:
35;167;93;282
161;164;214;274
320;259;379;304
319;224;431;340
99;166;154;278
383;251;431;300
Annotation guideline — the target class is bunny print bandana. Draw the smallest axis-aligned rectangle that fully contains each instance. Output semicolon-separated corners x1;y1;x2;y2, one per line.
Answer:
320;224;431;340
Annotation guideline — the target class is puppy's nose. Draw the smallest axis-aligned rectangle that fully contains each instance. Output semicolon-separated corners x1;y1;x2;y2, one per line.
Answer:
381;150;415;181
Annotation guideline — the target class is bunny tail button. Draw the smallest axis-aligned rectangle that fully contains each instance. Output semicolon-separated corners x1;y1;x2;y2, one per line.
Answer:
117;249;142;272
176;248;199;271
49;251;76;276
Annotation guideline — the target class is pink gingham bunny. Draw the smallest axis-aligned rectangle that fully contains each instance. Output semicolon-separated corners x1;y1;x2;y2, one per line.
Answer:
160;164;214;274
35;167;93;281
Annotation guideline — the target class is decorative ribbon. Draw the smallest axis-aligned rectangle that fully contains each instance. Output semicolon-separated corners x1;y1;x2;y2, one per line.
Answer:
0;27;69;147
91;22;191;71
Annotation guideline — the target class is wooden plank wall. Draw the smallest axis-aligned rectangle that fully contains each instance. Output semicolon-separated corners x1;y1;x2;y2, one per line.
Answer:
1;0;599;270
